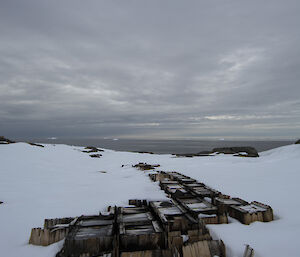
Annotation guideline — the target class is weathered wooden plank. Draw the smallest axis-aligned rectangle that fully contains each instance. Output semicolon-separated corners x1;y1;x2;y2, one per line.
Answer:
29;227;68;246
243;244;254;257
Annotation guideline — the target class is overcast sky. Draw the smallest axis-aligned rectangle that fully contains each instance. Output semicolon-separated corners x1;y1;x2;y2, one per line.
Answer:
1;0;300;140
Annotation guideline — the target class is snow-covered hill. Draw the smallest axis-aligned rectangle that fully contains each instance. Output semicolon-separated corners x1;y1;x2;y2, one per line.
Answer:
0;142;299;257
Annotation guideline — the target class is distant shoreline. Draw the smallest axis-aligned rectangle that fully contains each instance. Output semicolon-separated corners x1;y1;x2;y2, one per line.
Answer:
11;138;294;155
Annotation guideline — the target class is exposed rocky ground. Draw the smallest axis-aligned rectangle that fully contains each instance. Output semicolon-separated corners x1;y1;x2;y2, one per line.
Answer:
176;146;259;158
0;136;15;144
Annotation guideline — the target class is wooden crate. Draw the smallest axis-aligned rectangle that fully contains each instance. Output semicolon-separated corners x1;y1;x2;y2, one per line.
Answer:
159;179;181;190
166;172;192;182
149;200;210;247
187;185;220;202
29;217;77;246
57;214;116;257
214;197;247;213
128;199;148;207
44;217;75;229
229;201;274;225
29;227;69;246
177;198;228;224
149;172;170;182
118;206;164;251
121;248;180;257
182;240;226;257
164;185;192;199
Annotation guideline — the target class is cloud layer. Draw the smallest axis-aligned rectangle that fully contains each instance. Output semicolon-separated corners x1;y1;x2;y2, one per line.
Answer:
1;0;300;139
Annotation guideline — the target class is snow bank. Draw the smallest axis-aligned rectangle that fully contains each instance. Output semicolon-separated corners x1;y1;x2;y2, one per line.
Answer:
0;142;299;257
0;143;167;257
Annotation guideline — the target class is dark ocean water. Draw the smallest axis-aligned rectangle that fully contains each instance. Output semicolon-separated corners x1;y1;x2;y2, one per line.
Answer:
22;138;294;154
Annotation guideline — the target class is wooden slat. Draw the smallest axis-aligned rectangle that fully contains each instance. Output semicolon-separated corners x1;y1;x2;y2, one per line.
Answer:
196;241;211;257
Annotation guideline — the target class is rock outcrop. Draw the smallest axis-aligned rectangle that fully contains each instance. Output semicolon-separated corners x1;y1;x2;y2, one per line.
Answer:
176;146;259;158
295;139;300;144
0;136;15;144
212;147;259;157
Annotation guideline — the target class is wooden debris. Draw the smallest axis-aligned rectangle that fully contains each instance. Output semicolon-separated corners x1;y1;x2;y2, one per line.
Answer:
29;227;69;246
182;240;226;257
133;163;160;171
149;172;170;182
44;217;75;229
121;248;179;257
29;217;77;246
243;244;254;257
128;199;148;207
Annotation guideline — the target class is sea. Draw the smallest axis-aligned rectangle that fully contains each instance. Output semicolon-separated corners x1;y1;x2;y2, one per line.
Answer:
21;138;294;154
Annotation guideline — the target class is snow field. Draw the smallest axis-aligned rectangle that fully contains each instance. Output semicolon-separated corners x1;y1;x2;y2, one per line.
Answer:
0;143;299;257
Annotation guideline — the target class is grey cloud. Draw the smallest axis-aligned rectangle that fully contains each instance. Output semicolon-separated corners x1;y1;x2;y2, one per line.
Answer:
0;0;300;139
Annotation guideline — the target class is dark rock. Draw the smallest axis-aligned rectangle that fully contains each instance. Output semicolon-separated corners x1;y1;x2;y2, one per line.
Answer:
27;142;44;147
176;153;197;157
197;150;212;155
212;146;259;157
176;150;211;157
0;201;3;204
176;147;259;158
0;136;15;144
84;146;104;153
295;139;300;144
89;154;102;158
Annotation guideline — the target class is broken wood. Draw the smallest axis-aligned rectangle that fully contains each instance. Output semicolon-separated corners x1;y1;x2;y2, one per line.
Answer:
29;227;69;246
243;244;254;257
133;163;160;171
182;240;226;257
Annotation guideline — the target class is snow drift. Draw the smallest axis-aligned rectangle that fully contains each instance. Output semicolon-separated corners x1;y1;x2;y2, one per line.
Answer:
0;142;299;257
